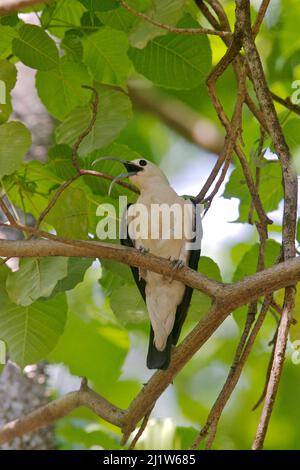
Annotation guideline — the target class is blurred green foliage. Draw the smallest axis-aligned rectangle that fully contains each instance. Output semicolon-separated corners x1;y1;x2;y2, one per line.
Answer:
0;0;300;451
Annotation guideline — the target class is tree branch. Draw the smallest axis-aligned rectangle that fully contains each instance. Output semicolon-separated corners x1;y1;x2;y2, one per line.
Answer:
0;379;125;445
120;0;232;38
1;237;300;305
0;0;49;15
128;81;224;156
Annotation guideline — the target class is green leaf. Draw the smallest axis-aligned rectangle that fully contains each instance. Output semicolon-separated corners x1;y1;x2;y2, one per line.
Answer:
0;14;19;27
42;0;86;38
49;311;129;391
189;256;222;320
6;257;68;306
56;83;132;156
36;59;92;120
128;17;212;89
0;293;68;368
0;25;18;55
233;240;281;282
54;258;93;294
79;0;120;12
129;0;185;49
110;284;148;325
0;266;10;307
12;24;59;71
224;162;283;222
97;2;138;32
0;60;17;91
61;31;84;62
0;60;17;123
56;419;121;450
45;187;89;239
0;121;31;179
283;118;300;149
83;27;131;86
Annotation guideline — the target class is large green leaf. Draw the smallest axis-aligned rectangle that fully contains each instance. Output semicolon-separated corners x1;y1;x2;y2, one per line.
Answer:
12;24;59;71
49;311;129;391
6;257;68;306
129;0;185;48
0;294;68;368
0;121;31;179
83;27;131;86
128;15;212;89
110;284;148;325
55;83;132;156
36;59;92;120
45;186;89;239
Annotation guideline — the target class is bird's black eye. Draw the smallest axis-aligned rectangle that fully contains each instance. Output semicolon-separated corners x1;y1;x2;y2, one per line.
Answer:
139;159;147;167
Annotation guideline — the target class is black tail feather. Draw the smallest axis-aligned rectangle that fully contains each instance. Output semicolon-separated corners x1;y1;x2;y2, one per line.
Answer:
146;326;173;370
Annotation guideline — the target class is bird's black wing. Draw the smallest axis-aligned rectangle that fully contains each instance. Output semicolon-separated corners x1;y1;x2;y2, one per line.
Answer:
170;198;201;345
120;204;146;301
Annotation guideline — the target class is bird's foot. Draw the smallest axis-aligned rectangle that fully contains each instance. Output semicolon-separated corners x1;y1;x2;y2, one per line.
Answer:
164;258;185;281
138;246;149;255
169;258;185;271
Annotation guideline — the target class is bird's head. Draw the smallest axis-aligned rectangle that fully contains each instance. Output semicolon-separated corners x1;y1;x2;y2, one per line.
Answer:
92;157;168;193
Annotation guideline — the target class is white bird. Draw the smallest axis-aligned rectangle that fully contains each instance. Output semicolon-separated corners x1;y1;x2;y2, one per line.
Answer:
94;157;202;369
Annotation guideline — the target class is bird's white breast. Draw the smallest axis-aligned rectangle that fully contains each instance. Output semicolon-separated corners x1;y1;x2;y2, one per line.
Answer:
127;183;195;351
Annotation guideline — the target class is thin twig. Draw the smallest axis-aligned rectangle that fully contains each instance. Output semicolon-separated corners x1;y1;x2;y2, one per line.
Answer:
252;0;271;37
191;296;271;449
252;290;294;449
0;197;16;226
252;327;278;411
120;0;232;38
71;85;99;172
271;92;300;117
128;406;154;450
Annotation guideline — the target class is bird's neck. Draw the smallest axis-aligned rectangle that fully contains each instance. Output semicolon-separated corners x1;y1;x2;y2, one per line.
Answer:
140;181;170;195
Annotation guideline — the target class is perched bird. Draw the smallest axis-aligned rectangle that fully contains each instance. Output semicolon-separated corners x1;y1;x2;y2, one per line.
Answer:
94;157;202;370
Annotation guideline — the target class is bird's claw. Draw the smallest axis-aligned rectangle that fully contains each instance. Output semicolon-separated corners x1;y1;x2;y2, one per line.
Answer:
169;259;185;271
138;246;149;255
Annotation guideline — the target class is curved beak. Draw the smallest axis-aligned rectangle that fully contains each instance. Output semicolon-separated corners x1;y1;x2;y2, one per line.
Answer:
92;156;141;195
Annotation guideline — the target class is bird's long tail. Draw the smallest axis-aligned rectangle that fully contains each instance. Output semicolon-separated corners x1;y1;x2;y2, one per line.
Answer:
147;326;173;370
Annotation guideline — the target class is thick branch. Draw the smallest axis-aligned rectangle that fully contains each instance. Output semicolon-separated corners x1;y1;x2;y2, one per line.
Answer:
0;238;223;299
0;380;125;444
1;238;300;304
128;82;224;156
0;0;49;15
